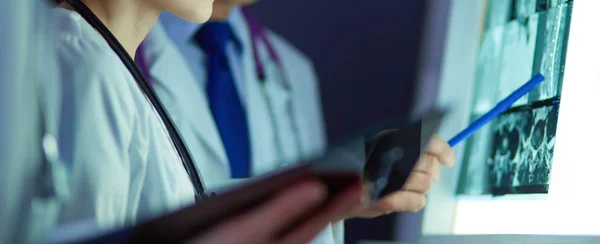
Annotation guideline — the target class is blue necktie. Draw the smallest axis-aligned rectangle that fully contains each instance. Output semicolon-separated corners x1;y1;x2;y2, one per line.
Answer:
194;23;251;178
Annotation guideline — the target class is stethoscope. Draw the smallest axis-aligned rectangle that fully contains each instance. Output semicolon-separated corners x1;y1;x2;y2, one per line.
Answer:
65;0;210;201
241;7;304;165
136;8;304;166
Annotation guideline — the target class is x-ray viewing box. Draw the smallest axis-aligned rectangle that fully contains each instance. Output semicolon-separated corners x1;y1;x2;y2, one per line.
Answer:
422;0;600;241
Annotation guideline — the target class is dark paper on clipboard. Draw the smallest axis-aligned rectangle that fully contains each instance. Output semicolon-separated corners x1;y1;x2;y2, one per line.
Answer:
55;109;445;244
363;110;445;199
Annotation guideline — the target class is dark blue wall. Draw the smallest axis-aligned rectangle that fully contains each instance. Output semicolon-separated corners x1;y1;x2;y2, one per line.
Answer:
249;0;429;143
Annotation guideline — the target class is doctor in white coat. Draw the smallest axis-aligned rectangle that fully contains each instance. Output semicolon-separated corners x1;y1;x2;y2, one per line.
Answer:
137;2;335;243
139;7;326;189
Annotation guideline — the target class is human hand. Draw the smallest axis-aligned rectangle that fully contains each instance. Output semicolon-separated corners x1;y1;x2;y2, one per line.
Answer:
189;180;363;244
345;134;456;219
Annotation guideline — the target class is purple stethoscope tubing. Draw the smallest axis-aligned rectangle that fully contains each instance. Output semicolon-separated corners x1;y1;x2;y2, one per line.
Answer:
241;7;303;162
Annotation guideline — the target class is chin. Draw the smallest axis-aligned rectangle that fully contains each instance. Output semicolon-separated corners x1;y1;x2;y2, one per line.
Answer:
182;6;214;23
167;0;214;24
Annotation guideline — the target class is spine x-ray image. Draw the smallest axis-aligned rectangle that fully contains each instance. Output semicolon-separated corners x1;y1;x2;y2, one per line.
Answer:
457;1;572;196
488;98;559;194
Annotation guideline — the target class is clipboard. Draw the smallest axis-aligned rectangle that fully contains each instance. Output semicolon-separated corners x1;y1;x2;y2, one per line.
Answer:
58;109;445;243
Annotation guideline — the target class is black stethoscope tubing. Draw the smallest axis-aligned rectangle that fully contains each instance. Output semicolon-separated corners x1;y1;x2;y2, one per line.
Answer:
65;0;209;201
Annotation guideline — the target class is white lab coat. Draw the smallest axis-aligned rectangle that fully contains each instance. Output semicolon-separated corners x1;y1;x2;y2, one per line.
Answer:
45;9;196;236
142;14;327;189
0;1;62;243
140;11;343;243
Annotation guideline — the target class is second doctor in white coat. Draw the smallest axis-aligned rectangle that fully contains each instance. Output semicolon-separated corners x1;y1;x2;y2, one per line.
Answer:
137;3;336;243
138;8;326;197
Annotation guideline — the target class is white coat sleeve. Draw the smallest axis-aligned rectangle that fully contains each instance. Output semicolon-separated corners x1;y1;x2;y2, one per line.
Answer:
55;50;139;230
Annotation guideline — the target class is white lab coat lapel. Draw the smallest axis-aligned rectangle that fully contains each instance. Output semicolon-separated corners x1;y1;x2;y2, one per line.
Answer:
233;17;288;176
262;59;300;165
144;29;230;174
240;17;339;244
232;11;340;244
264;31;328;162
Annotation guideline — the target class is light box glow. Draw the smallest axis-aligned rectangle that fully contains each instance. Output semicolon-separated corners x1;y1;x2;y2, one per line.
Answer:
452;0;600;235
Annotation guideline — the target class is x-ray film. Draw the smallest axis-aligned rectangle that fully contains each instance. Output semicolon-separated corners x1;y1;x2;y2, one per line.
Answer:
487;98;559;195
457;1;572;196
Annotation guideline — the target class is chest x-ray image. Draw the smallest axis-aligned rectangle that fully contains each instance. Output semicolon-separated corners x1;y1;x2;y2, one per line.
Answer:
457;0;572;196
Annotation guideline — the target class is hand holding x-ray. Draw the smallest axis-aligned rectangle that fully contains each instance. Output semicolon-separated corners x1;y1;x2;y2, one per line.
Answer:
340;133;456;220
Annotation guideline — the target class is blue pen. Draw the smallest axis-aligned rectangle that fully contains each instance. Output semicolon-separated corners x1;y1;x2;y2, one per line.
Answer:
448;73;545;147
